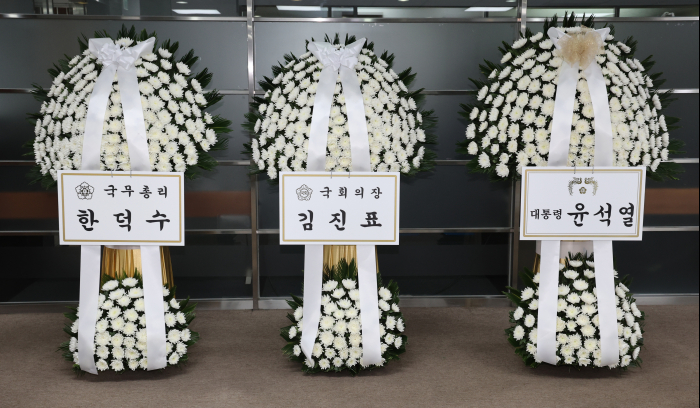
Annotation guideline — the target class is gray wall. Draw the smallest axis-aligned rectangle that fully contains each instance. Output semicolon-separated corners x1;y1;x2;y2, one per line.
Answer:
0;2;697;302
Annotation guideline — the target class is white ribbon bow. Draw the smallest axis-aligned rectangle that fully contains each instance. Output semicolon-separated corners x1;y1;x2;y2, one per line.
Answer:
300;39;382;367
78;37;168;374
536;27;619;367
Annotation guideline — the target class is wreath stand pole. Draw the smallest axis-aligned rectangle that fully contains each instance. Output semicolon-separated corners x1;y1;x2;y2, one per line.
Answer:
102;247;174;287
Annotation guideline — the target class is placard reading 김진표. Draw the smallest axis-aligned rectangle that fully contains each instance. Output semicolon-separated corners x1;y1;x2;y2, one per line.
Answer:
520;167;646;240
57;170;184;246
279;172;400;245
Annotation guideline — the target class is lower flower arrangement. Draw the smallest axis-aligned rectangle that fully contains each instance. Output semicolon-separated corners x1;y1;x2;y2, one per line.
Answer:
60;271;199;373
281;259;407;374
505;252;645;369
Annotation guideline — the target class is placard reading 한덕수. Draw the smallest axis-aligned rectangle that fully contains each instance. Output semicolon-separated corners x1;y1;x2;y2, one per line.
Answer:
279;172;400;245
520;167;646;240
57;171;184;246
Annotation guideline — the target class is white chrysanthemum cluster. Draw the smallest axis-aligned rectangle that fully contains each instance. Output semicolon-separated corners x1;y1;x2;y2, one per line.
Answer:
66;276;195;372
287;278;406;372
465;26;670;178
251;43;430;180
33;37;218;180
508;256;644;369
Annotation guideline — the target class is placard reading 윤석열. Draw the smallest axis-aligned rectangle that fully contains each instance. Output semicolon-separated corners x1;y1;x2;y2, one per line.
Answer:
520;167;646;240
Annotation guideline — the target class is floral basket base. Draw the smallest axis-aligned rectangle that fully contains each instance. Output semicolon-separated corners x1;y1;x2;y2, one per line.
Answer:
60;271;199;374
281;259;407;374
505;252;644;369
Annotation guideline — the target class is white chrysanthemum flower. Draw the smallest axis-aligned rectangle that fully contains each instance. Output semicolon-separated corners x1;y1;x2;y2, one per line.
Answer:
567;293;581;304
529;328;538;344
133;298;145;312
127;287;144;299
529;299;539;310
95;359;109;371
556;299;568;314
178;328;191;342
573;279;589;291
102;280;119;291
513;307;524;320
167;329;181;344
117;296;131;307
513;325;525;340
164;312;177;327
521;287;535;301
176;312;186;325
630;302;642;318
378;300;391;312
168;352;180;365
319;315;335;331
319;330;335;347
524;314;536;328
526;343;537;356
342;279;357;290
331;288;346;299
293;306;303;321
95;318;109;333
348;319;361;334
378;287;392;301
323;301;338;315
323;281;338;292
582;291;599;304
318;358;330;370
345;307;358;320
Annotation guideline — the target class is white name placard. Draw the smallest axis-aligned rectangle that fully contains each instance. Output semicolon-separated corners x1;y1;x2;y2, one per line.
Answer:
520;167;646;240
279;172;400;245
57;170;184;246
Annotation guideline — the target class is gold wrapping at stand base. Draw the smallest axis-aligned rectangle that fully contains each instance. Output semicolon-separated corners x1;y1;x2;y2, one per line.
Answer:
322;245;379;276
532;241;590;274
101;246;174;287
532;253;566;274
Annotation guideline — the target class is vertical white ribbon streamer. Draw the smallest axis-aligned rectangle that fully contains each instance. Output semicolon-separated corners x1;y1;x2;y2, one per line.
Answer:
306;39;369;172
536;240;561;365
548;61;579;167
305;66;336;172
583;35;619;366
356;245;381;365
81;63;118;171
584;61;614;167
117;65;152;172
536;27;619;365
76;37;167;373
593;240;619;366
300;245;324;366
338;63;371;171
77;245;101;374
299;38;381;365
141;245;167;370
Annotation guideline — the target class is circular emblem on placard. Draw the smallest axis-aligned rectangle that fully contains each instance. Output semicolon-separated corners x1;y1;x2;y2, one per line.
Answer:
579;187;587;194
296;184;312;201
75;182;95;200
